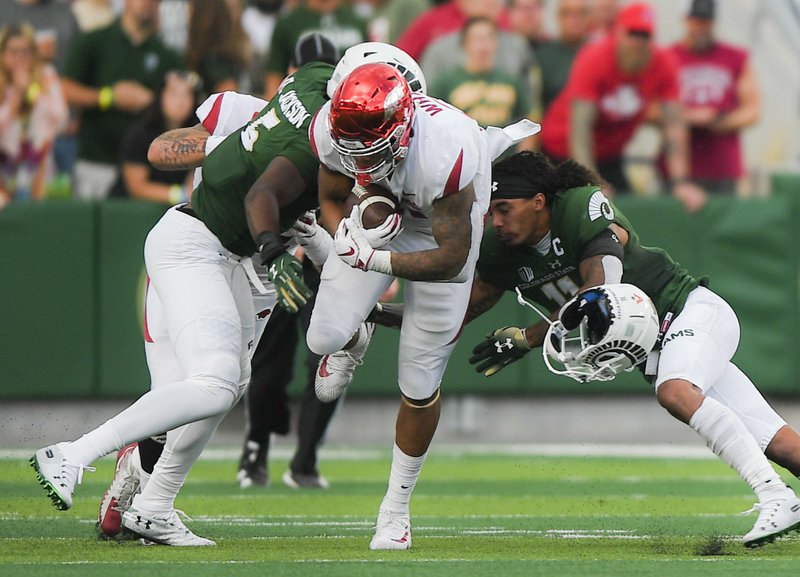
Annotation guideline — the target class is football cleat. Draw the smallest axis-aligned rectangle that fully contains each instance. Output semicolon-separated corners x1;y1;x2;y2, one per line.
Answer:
369;508;411;550
315;322;375;403
236;440;269;488
742;494;800;548
282;469;329;490
98;443;142;538
122;505;216;547
30;443;95;511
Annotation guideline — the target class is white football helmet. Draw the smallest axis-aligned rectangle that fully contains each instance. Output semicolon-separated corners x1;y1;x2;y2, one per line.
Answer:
543;284;659;383
326;42;427;98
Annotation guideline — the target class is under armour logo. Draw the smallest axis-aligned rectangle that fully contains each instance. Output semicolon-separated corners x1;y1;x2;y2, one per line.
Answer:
491;181;498;192
136;516;152;530
494;338;514;353
549;259;561;270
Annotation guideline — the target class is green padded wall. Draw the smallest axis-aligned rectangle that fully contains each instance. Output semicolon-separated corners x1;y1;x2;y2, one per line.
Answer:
1;191;799;399
0;202;96;397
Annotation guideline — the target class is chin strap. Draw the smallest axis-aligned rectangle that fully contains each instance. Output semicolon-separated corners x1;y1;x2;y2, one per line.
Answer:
514;287;553;325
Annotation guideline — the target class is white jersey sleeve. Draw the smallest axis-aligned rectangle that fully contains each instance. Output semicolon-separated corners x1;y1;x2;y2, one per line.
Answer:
398;95;483;215
308;101;349;174
193;92;268;187
196;92;268;139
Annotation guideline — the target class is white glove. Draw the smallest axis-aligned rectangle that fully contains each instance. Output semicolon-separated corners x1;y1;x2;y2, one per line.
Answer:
287;210;332;267
351;205;403;248
334;213;392;274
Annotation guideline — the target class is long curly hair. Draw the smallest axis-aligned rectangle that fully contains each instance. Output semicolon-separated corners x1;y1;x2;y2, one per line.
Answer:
492;150;605;207
185;0;247;73
0;23;44;114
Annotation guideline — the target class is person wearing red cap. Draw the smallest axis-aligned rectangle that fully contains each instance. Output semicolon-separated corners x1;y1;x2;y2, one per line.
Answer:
540;1;707;211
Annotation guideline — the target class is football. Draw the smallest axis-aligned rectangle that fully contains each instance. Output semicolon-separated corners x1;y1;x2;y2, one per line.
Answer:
343;184;400;229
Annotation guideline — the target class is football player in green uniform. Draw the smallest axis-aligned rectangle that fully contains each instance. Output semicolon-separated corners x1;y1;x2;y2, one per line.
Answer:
467;150;800;548
31;61;334;546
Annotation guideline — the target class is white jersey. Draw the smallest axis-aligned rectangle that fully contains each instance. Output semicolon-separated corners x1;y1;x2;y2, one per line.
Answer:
192;91;269;186
196;91;268;141
311;94;487;232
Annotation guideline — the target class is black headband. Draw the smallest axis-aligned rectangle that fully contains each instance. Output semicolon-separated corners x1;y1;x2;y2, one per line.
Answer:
491;174;536;199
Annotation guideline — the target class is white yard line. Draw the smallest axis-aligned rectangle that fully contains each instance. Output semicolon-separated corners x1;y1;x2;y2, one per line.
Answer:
0;443;715;461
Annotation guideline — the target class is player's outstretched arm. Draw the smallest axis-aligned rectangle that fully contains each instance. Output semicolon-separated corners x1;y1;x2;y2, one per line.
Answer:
148;123;210;170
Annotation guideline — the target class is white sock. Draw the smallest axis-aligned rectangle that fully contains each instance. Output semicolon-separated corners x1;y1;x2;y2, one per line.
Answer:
381;443;427;513
63;380;236;467
689;397;789;502
62;423;122;467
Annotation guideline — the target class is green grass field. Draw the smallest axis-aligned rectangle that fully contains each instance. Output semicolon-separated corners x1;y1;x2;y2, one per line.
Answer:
2;447;799;576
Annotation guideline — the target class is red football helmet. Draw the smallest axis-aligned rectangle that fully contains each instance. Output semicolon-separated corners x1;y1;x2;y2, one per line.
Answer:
328;62;415;185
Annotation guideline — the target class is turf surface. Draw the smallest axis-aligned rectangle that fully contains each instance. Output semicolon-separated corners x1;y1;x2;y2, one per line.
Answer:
2;448;799;576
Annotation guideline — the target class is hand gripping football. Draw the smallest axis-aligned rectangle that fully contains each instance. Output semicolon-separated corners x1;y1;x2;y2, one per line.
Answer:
343;184;400;229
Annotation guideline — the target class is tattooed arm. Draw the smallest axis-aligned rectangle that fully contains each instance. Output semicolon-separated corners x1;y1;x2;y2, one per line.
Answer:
465;274;505;324
147;123;210;170
387;184;475;281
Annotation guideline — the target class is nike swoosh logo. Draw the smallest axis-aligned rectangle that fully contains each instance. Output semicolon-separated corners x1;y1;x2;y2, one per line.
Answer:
318;355;332;378
340;248;356;257
392;529;409;544
400;485;410;489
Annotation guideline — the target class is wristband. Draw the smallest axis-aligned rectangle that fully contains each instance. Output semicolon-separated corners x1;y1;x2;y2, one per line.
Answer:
98;86;114;111
26;82;42;105
370;250;393;275
256;230;286;265
168;184;186;205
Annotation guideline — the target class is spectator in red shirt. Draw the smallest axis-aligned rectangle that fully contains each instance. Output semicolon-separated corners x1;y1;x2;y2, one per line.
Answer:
541;2;706;211
395;0;511;62
669;0;760;195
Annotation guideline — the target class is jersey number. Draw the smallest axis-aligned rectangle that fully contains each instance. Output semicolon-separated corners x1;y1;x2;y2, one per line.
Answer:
241;109;281;152
540;277;580;306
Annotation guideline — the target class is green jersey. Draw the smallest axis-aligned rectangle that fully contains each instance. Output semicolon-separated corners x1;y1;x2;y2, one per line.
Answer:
477;186;701;319
193;62;333;257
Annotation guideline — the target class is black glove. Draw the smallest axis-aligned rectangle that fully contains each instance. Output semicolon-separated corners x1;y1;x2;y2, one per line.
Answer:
469;326;531;377
558;288;611;343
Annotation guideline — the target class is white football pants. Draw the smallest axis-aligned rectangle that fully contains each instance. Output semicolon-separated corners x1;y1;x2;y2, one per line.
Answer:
69;207;275;510
656;286;786;450
307;200;485;400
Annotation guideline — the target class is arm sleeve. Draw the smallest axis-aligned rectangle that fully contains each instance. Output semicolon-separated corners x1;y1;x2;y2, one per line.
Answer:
420;123;480;202
196;92;268;136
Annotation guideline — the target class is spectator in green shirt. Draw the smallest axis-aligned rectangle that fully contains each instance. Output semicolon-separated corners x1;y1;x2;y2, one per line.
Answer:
536;0;592;116
264;0;367;99
62;0;183;200
430;17;536;153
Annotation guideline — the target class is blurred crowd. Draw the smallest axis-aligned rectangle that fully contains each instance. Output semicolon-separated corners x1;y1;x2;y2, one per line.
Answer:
0;0;760;210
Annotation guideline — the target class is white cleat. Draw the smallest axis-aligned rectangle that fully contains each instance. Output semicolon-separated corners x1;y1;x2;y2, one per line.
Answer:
369;508;412;550
315;322;375;403
122;505;216;547
98;443;142;538
30;443;94;511
742;494;800;548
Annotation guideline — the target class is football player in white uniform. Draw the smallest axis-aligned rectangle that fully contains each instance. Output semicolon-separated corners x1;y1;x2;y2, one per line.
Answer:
307;62;539;550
